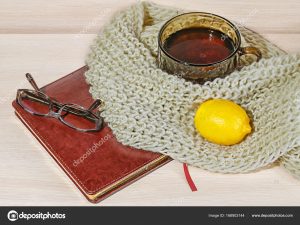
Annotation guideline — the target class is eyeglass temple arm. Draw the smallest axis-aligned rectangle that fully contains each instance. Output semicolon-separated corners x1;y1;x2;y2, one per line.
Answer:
88;99;104;111
25;73;104;115
26;73;40;92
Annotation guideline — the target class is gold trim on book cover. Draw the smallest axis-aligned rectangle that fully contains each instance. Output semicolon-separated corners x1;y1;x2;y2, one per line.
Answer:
86;154;169;200
15;110;170;202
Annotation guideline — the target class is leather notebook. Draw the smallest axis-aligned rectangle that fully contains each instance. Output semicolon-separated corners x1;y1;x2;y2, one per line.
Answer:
12;66;171;203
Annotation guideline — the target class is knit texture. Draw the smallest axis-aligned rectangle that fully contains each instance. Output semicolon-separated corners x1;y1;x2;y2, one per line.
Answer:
85;1;300;178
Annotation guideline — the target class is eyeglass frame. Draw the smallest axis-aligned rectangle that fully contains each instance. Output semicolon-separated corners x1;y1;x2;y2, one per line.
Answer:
16;73;105;132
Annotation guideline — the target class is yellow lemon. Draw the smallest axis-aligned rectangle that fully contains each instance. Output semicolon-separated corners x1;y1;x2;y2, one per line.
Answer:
194;99;252;146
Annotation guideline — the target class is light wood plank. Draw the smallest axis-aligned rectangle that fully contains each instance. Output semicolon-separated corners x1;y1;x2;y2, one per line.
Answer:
0;0;299;34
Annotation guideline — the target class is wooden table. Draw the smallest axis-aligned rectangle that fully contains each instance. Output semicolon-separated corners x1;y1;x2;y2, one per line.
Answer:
0;0;299;206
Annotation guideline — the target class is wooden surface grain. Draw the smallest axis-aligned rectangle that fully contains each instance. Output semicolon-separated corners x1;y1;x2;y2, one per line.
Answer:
0;0;299;206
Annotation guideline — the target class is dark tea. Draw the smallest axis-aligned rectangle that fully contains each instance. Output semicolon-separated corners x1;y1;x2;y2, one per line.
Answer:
163;27;235;65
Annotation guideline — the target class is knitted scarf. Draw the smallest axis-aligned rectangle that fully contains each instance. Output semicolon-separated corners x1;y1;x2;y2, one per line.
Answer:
85;1;300;179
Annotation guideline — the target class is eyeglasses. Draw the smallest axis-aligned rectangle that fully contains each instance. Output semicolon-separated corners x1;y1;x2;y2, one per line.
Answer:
16;73;105;132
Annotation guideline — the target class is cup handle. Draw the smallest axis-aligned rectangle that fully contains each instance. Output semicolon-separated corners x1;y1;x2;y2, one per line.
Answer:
239;46;262;62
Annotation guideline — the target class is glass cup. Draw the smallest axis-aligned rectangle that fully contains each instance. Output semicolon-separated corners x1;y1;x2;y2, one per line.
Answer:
158;12;262;81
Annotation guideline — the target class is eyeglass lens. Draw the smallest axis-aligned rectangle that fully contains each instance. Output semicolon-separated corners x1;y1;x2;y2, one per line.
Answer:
18;90;52;115
59;104;99;130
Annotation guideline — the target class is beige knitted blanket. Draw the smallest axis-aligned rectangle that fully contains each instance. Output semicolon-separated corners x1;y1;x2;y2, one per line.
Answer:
85;2;300;178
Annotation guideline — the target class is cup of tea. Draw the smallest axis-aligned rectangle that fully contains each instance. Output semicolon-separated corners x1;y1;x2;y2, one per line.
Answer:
158;12;262;80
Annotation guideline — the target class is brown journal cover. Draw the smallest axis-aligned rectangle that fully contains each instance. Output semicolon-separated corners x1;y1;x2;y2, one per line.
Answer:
12;66;171;203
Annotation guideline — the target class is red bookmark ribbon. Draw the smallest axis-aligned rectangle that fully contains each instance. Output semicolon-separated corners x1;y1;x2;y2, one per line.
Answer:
183;163;197;192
